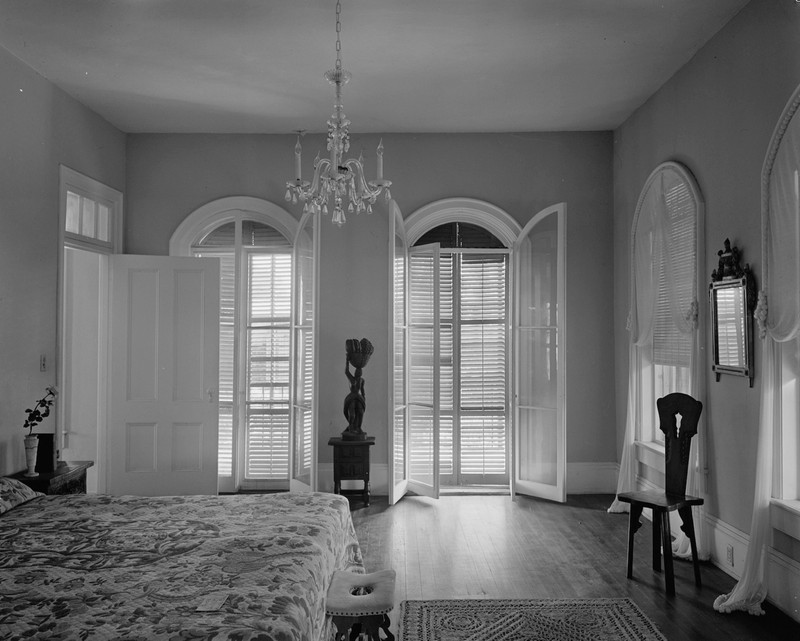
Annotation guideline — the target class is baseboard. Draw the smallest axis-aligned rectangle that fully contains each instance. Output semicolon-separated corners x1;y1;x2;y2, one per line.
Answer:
318;461;619;496
705;513;748;580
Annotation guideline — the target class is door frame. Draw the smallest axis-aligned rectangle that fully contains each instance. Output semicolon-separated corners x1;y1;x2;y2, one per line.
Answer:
57;166;123;494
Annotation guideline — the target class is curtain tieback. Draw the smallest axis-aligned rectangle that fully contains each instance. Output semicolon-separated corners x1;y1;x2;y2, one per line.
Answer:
754;291;768;339
684;299;699;329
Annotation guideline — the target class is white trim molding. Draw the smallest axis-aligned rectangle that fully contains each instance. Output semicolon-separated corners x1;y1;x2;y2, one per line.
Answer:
404;197;522;247
170;196;298;255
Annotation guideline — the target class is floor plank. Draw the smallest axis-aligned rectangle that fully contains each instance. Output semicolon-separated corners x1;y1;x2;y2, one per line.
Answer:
349;493;800;640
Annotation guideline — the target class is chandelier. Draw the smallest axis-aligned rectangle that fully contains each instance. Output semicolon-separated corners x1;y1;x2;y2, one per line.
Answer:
285;0;392;226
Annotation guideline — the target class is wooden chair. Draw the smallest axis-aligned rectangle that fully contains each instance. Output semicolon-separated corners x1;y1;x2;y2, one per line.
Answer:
617;392;704;596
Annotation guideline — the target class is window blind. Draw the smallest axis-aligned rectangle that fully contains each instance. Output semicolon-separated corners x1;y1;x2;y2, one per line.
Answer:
653;180;696;367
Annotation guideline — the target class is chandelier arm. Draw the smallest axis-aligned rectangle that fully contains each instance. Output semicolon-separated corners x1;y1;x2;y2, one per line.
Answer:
342;159;382;199
304;158;331;200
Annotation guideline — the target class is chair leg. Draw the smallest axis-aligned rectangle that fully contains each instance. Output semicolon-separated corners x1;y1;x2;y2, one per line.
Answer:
626;504;643;579
652;510;662;572
679;505;702;587
660;510;675;596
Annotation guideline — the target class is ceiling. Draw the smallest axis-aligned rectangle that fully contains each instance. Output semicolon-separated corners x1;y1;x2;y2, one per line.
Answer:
0;0;749;134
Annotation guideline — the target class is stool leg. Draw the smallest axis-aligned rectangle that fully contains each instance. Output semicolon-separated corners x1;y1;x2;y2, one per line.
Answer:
679;505;702;587
652;510;662;572
331;616;355;641
626;504;643;579
360;614;394;641
380;614;394;641
660;510;675;596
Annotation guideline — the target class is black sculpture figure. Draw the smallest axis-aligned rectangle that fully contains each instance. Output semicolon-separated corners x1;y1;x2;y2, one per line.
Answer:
342;338;373;440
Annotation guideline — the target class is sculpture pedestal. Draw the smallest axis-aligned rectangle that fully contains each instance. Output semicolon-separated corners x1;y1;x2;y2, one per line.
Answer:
329;437;375;507
340;429;368;441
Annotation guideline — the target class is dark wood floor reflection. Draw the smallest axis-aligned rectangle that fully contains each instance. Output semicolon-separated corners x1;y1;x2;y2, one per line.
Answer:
349;493;799;640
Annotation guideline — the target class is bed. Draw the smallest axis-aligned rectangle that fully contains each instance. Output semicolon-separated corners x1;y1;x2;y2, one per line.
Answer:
0;478;364;641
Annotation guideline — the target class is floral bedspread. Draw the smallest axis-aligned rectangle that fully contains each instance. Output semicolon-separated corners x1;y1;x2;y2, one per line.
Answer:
0;491;363;641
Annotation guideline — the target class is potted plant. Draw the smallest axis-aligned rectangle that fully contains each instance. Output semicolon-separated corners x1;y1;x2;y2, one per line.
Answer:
23;386;58;477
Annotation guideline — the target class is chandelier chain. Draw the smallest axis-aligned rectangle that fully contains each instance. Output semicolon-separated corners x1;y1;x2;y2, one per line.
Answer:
335;0;343;70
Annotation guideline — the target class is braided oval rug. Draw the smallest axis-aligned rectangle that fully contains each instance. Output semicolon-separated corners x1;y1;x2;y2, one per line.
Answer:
399;598;667;641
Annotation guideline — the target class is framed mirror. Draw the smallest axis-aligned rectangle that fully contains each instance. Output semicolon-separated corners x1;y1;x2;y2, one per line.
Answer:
709;239;756;386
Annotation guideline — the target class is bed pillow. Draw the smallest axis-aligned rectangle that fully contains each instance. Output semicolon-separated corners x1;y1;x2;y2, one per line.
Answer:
0;477;44;515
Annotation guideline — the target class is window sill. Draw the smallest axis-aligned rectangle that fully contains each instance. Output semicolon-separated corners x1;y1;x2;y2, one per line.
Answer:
770;499;800;541
634;440;665;470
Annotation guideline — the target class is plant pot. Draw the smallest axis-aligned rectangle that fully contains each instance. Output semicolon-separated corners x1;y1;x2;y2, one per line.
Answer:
24;434;39;477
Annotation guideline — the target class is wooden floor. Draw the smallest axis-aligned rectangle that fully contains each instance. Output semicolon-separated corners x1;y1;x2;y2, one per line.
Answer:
349;493;799;640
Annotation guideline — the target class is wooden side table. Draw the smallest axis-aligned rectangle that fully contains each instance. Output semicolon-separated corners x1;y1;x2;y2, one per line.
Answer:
329;437;375;506
10;461;93;495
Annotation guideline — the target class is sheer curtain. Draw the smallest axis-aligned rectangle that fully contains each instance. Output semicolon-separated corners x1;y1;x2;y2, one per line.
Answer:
714;84;800;615
609;162;708;561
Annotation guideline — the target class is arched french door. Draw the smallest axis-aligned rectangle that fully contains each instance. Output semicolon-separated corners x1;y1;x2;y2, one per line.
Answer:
390;198;567;504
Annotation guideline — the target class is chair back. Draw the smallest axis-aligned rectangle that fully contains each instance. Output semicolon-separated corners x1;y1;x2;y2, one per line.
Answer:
657;393;702;495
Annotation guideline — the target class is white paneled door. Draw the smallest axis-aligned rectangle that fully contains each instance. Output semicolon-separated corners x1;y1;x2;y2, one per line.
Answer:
107;255;220;496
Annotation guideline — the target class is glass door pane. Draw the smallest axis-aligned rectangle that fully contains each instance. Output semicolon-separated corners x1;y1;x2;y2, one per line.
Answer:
513;205;566;502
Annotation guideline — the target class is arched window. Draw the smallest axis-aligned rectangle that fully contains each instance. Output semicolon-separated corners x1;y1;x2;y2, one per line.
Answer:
631;162;703;445
714;82;800;616
171;198;299;492
611;161;706;559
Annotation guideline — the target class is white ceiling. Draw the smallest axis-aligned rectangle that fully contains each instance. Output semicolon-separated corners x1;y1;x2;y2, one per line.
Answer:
0;0;749;134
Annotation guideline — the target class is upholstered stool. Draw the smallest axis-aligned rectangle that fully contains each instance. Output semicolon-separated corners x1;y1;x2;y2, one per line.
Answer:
326;569;396;641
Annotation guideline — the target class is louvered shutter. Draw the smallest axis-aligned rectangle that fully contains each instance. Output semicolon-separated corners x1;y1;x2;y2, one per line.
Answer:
246;252;292;480
459;253;507;479
192;250;235;479
407;244;440;498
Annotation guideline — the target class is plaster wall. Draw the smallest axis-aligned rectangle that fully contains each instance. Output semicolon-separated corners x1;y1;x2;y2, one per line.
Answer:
125;131;614;475
0;46;125;475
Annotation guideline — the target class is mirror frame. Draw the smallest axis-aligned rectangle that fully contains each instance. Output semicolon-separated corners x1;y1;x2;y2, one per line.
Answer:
709;239;756;387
